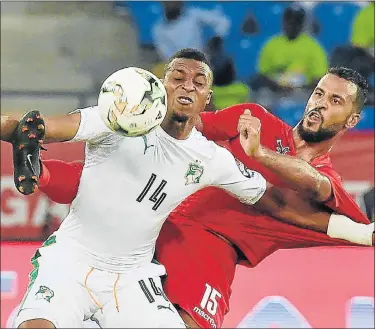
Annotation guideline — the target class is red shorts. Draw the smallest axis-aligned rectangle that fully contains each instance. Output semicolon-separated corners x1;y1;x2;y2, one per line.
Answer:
156;220;237;328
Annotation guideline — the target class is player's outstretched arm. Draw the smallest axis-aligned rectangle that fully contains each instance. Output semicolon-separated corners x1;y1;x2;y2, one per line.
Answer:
255;185;375;246
1;115;19;142
43;112;81;143
210;145;374;246
238;110;332;202
43;107;113;144
1;112;81;144
1;111;82;143
3;105;113;145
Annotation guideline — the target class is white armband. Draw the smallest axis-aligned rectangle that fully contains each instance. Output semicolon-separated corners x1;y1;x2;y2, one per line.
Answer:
327;213;375;246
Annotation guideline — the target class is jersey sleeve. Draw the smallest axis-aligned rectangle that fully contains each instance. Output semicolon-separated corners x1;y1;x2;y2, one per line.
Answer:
316;165;370;224
70;106;114;144
39;159;83;204
209;144;267;205
200;103;272;141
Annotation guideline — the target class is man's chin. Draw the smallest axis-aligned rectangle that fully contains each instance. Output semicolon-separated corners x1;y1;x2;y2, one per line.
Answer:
172;104;196;119
298;122;338;143
171;111;189;123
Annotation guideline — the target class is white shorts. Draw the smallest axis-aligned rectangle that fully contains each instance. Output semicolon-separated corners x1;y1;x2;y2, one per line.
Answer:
13;236;185;328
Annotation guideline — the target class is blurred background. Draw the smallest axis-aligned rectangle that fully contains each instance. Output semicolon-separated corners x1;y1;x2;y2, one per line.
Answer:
1;1;375;328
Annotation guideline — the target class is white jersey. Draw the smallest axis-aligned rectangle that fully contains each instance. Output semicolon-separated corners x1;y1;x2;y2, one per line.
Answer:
56;106;266;273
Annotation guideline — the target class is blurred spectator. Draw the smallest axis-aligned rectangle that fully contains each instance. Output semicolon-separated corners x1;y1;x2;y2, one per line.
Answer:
152;1;230;61
206;37;250;110
351;2;374;55
241;11;259;35
250;5;328;93
212;60;250;110
205;35;231;77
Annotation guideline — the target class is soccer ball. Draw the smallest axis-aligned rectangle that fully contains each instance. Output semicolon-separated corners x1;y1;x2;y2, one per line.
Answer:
98;67;167;137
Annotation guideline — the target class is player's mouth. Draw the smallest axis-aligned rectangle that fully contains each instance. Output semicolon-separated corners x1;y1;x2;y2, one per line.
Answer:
177;96;193;105
307;111;322;124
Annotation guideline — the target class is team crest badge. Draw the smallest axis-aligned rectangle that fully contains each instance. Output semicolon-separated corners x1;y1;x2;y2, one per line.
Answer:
235;159;254;178
185;161;204;185
276;139;290;154
35;285;54;302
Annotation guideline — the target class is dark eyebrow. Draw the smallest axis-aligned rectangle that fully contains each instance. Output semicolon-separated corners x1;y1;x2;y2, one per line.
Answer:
332;93;346;102
315;87;345;102
195;72;208;79
173;69;185;74
173;68;207;79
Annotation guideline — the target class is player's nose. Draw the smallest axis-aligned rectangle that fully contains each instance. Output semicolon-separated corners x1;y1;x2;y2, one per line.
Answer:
315;97;328;110
182;79;195;92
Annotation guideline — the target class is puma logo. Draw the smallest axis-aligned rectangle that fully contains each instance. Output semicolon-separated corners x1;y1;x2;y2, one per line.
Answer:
157;304;174;313
142;136;154;155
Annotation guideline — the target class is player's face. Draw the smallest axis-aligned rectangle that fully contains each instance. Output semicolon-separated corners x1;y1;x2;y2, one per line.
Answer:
164;58;212;122
297;74;360;143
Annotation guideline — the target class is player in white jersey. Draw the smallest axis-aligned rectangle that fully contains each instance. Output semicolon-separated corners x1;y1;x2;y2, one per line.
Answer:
8;49;268;328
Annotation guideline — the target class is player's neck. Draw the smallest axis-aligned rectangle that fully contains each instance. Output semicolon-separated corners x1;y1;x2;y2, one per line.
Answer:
160;116;196;140
292;129;339;162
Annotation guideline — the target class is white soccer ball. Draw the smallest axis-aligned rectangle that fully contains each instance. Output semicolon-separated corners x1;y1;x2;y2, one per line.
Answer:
98;67;167;137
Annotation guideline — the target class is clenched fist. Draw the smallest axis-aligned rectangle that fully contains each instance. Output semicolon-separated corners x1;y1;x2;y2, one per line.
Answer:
238;109;262;157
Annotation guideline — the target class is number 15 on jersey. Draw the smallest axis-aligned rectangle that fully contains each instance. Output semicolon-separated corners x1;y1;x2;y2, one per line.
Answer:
200;283;222;316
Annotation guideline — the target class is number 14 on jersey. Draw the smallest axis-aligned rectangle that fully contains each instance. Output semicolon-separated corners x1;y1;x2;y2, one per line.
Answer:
136;173;167;211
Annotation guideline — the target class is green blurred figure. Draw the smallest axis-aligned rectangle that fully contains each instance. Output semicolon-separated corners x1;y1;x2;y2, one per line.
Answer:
252;5;328;92
351;2;375;55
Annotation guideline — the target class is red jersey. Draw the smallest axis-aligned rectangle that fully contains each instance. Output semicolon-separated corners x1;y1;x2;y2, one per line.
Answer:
166;103;370;266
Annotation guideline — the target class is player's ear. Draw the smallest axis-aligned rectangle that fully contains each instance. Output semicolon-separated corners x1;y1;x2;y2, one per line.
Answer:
345;112;360;129
206;90;213;105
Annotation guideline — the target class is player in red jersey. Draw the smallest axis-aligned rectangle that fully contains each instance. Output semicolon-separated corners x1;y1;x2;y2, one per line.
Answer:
23;67;374;328
155;67;375;328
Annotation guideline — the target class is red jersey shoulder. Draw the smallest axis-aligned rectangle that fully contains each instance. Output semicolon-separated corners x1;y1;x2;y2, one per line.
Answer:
227;103;293;151
248;105;294;156
223;103;271;121
200;103;283;141
310;154;341;181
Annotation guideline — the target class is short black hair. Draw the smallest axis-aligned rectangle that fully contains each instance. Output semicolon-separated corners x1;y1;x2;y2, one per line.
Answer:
328;67;369;113
164;48;212;76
